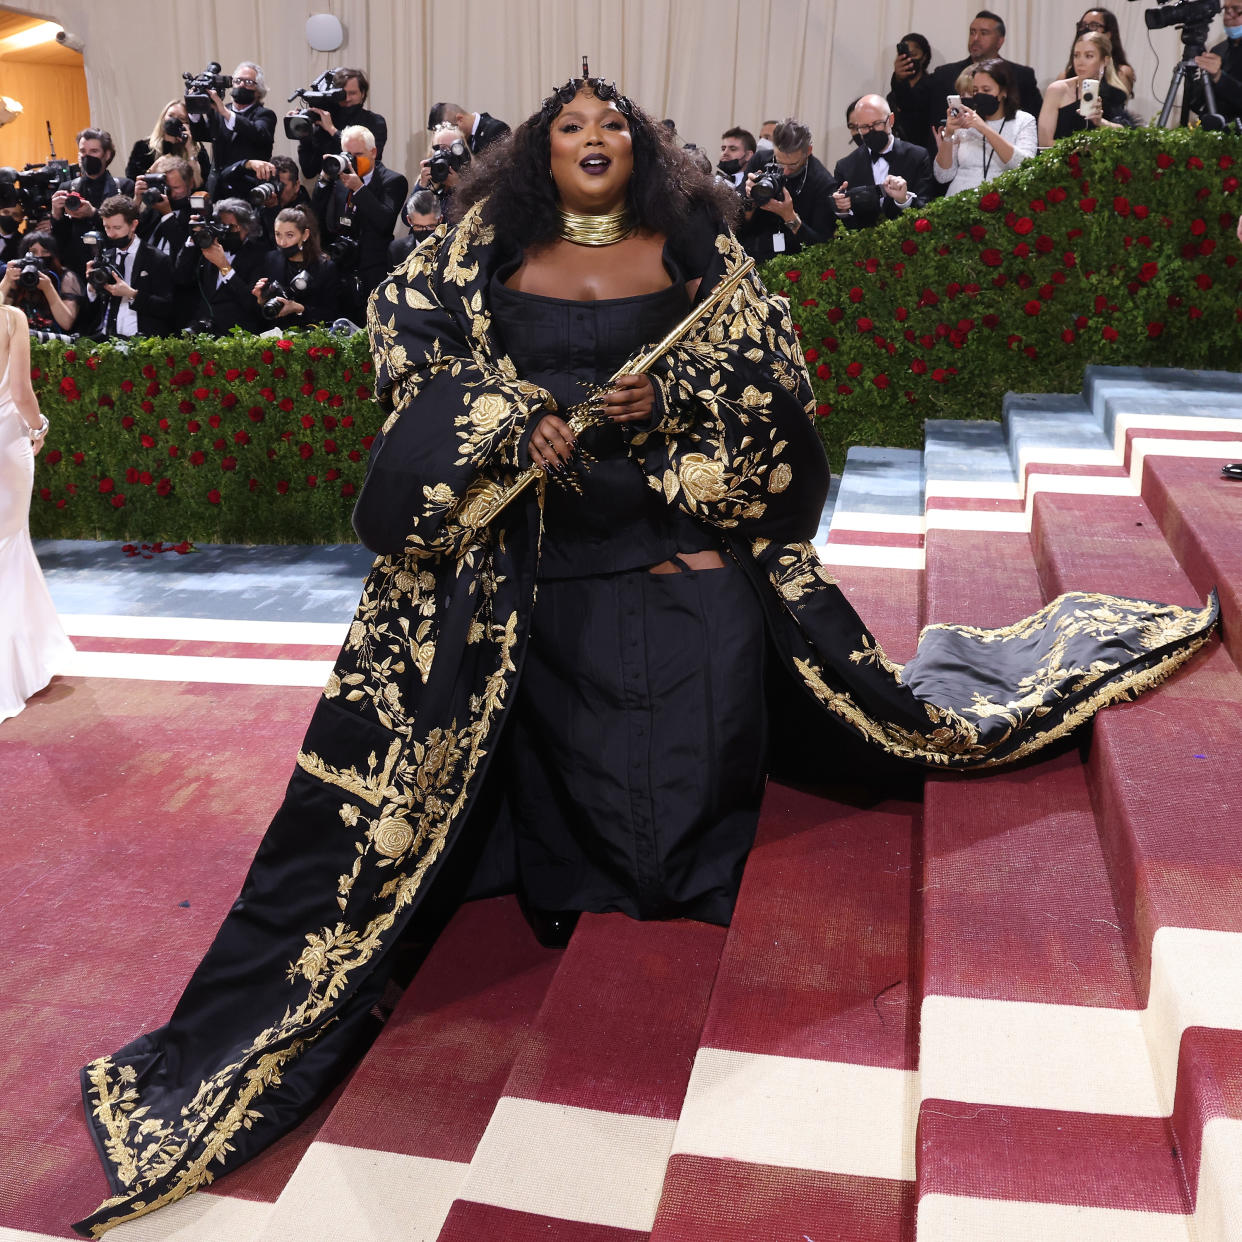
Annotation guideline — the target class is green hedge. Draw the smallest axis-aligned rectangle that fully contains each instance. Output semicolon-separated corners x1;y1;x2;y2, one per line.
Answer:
761;126;1242;473
29;127;1242;543
30;329;382;543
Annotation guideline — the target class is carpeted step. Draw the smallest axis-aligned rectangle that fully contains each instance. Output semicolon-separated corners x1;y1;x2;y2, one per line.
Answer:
433;913;726;1240
254;895;561;1242
1021;471;1242;1234
647;783;922;1242
1140;454;1242;670
821;445;925;575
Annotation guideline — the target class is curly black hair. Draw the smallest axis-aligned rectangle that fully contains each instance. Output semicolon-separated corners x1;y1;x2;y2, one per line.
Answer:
452;87;740;247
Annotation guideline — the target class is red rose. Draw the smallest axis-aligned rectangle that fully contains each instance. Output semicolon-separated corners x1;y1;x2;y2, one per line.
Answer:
189;450;205;466
156;477;172;496
1133;204;1149;220
279;397;294;412
111;494;126;508
120;414;135;429
1114;165;1133;183
249;406;265;422
1047;186;1068;204
306;474;318;487
1157;152;1174;169
1189;306;1203;319
803;347;819;363
355;385;370;399
168;445;179;458
145;381;160;397
901;239;918;256
98;477;114;493
1195;273;1213;290
1190;218;1207;235
46;449;62;465
348;449;361;462
140;433;156;448
276;480;289;495
784;269;801;281
187;419;200;433
1139;261;1159;282
932;369;948;383
826;307;844;323
856;317;873;333
207;489;221;504
188;351;202;365
299;442;313;459
895;307;909;322
142;363;157;379
341;481;357;498
125;467;139;483
846;362;863;379
981;248;1004;266
1079;198;1097;213
913;218;932;234
39;486;51;501
139;471;152;486
1102;325;1119;342
1013;242;1031;260
1188;155;1205;170
836;383;853;396
1023;301;1041;316
273;366;287;380
1062;329;1076;344
872;373;890;389
1147;322;1164;338
982;313;1000;329
221;456;237;471
1200;238;1217;256
980;192;1002;212
849;287;863;303
120;379;134;393
222;393;239;409
1113;196;1131;216
277;339;293;352
193;386;209;400
244;367;259;382
910;359;928;375
1012;217;1034;235
178;399;195;414
225;368;241;382
323;439;338;453
326;468;340;482
801;297;819;307
233;430;250;445
815;363;830;379
261;349;275;364
819;269;835;281
315;388;330;403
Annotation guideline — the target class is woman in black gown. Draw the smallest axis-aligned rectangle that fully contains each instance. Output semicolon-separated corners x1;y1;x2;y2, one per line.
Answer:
73;73;1215;1238
1039;30;1134;146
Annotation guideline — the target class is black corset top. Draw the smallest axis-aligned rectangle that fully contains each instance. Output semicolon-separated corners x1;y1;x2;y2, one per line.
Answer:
490;256;717;578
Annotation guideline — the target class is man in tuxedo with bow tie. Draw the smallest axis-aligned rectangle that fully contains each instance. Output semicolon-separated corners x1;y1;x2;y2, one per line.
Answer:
83;195;173;339
831;94;935;230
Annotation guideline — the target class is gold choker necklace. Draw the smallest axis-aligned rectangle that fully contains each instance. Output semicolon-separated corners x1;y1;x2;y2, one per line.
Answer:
557;207;634;246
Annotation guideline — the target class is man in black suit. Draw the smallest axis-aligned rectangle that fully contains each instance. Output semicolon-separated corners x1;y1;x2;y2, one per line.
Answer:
831;94;935;230
929;10;1042;119
190;62;277;190
426;101;510;155
311;124;407;321
294;66;389;179
49;128;135;277
1191;5;1242;125
84;195;173;339
173;197;270;335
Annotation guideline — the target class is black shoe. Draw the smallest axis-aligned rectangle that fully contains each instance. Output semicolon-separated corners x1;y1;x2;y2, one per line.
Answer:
524;905;580;949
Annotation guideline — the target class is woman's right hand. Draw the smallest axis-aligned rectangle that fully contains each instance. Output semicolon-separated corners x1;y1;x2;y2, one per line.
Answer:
251;277;268;303
527;414;575;470
0;264;17;292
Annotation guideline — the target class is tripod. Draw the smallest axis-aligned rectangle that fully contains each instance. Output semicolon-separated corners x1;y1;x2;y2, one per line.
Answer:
1156;28;1226;128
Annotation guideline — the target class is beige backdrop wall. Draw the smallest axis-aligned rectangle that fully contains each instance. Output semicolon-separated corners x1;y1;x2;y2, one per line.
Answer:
5;1;1217;184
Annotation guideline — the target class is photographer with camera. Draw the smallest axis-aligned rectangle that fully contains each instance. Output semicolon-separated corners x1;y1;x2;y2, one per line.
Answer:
1189;3;1242;125
311;124;406;318
134;156;196;257
50;129;134;276
738;118;837;263
416;124;472;204
0;190;25;265
82;196;173;339
188;62;277;190
173;197;269;335
387;189;443;267
0;232;82;333
718;128;756;188
126;100;211;191
832;95;935;230
426;101;510;155
291;67;388;179
252;206;340;329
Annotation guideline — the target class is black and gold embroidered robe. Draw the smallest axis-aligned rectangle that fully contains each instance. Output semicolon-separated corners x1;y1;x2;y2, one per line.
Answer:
75;203;1216;1236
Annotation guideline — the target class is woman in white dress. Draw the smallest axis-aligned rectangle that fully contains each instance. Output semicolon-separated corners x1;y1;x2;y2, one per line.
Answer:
0;299;73;721
933;58;1038;197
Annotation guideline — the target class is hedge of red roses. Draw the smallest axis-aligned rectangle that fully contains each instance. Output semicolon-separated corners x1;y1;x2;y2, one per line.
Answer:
30;329;382;542
761;127;1242;472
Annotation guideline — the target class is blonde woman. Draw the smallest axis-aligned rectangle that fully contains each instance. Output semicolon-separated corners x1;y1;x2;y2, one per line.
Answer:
1040;31;1133;145
125;99;211;189
0;295;72;721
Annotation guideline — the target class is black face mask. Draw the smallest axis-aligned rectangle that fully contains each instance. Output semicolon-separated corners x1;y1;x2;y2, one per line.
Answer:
0;215;20;236
967;93;1001;119
81;154;106;178
277;241;303;257
854;129;890;158
717;157;743;176
408;226;437;240
220;232;240;253
232;87;256;107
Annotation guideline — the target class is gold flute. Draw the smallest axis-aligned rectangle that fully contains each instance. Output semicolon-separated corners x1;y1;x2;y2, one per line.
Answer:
470;254;756;527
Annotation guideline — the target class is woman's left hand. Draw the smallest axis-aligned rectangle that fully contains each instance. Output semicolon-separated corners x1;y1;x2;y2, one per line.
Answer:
602;374;654;423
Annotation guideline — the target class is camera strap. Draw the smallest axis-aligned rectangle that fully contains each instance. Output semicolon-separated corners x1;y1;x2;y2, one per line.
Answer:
981;118;1008;181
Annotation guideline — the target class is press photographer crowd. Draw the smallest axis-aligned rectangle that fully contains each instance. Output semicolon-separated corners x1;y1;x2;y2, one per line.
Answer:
1;2;1236;342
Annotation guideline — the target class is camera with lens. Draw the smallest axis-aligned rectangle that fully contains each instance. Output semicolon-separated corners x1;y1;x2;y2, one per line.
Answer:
1142;0;1220;30
284;70;347;141
327;234;360;270
321;152;356;181
260;268;311;320
82;230;125;290
141;173;168;207
427;139;470;185
247;180;280;208
14;254;50;290
843;182;882;223
183;61;232;112
748;162;785;205
18;161;76;215
191;218;231;249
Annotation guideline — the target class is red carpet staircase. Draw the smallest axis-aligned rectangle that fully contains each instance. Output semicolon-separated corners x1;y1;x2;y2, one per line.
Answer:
6;366;1242;1241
